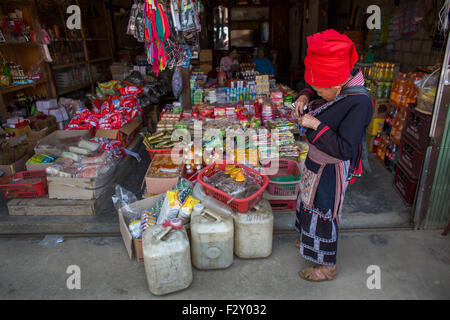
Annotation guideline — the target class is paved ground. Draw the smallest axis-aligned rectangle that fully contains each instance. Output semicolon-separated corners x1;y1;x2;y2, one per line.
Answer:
1;230;448;299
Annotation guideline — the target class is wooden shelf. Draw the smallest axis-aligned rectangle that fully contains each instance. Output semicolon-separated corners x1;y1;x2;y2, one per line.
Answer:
52;61;87;70
57;82;91;95
89;57;112;63
0;41;39;47
51;38;84;42
0;79;47;95
85;38;108;41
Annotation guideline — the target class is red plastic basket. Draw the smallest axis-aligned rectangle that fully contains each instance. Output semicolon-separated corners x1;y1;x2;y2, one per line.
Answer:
197;161;269;213
262;159;301;197
146;147;183;160
0;170;48;198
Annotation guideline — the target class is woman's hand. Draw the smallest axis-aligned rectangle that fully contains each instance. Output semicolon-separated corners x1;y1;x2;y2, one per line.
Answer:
294;95;309;117
298;114;321;130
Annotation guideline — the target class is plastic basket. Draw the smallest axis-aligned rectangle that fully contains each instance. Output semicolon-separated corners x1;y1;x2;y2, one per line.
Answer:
197;161;269;213
146;147;183;160
0;170;48;198
262;159;301;197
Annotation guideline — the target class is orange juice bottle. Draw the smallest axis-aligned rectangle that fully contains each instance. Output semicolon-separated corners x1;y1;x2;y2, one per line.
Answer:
390;73;400;102
390;110;406;145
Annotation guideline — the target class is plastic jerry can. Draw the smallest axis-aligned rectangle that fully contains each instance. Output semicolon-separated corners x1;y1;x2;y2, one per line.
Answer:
234;199;274;259
191;208;234;270
142;225;193;295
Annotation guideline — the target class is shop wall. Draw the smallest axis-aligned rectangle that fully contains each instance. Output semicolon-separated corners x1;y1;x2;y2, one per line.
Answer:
330;0;445;72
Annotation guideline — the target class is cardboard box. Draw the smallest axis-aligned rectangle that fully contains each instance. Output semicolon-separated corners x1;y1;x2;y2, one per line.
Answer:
367;118;385;136
5;125;31;137
0;153;30;176
372;98;390;118
144;159;184;195
95;117;141;148
47;165;117;200
34;130;91;156
118;193;165;261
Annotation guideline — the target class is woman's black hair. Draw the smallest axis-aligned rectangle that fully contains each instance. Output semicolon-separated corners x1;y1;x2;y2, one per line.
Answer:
230;46;238;53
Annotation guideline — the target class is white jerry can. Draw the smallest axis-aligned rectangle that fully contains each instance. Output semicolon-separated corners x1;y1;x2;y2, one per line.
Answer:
142;225;193;295
191;208;234;270
234;199;274;259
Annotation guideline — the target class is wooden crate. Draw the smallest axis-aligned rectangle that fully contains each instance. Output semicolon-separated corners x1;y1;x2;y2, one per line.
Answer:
7;135;142;216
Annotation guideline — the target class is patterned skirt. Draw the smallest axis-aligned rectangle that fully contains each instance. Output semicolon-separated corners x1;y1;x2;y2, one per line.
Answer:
295;199;339;266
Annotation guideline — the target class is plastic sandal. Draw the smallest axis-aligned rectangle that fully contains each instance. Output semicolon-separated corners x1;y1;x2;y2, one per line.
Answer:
299;266;338;282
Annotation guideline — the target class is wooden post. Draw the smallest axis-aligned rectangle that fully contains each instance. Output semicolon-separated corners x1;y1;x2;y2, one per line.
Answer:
181;66;191;111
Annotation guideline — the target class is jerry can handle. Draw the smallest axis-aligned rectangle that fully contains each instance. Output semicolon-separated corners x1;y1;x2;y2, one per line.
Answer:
203;209;221;222
157;226;172;241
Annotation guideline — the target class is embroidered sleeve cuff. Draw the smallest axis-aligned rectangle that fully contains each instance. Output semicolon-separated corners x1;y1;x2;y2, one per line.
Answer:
298;88;314;100
310;123;330;144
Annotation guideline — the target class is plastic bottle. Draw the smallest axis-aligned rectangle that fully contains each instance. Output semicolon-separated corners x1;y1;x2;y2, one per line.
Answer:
383;107;397;135
142;225;192;295
202;195;235;217
390;73;400;102
390;109;406;145
373;131;382;154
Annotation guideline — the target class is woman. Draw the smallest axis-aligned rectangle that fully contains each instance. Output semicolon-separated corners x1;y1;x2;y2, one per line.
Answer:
293;29;373;281
252;48;275;75
220;46;239;78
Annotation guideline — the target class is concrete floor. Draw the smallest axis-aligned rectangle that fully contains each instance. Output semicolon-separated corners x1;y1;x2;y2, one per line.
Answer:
1;230;449;299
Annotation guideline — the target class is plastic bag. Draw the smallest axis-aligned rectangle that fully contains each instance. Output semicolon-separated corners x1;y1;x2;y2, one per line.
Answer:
172;67;183;98
112;185;140;225
416;69;439;114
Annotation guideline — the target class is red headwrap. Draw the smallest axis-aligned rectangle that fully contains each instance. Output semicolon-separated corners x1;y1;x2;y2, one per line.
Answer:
304;29;359;87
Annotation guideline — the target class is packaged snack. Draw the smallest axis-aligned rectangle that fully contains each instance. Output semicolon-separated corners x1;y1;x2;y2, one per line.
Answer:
157;190;181;224
129;220;142;239
81;152;108;164
178;195;200;220
61;151;82;162
69;146;93;156
78;140;100;152
28;153;58;164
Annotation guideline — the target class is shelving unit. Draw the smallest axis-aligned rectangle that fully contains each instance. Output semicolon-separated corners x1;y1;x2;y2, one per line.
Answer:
0;0;52;120
35;0;114;96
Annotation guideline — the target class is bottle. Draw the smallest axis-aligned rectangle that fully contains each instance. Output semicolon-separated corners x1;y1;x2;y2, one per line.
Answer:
373;131;382;154
384;142;397;172
390;73;400;102
383;107;397;135
390;109;406;145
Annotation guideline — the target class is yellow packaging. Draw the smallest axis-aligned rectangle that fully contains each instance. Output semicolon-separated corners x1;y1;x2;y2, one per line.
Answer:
167;190;181;208
230;168;241;178
235;171;246;182
225;165;236;174
179;195;200;219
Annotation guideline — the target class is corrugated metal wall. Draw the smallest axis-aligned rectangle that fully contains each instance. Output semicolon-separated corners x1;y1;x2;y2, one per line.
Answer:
423;106;450;229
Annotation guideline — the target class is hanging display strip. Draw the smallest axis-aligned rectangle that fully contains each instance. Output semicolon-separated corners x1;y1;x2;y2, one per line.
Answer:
127;0;202;74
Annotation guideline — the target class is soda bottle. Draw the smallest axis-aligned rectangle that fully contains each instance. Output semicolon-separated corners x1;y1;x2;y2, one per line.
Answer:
390;109;406;145
377;133;388;160
373;131;382;154
383;107;397;135
385;142;397;172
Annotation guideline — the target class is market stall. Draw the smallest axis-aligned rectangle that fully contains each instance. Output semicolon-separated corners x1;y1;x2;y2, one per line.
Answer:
0;0;449;296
